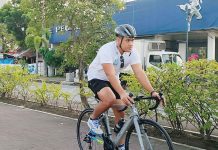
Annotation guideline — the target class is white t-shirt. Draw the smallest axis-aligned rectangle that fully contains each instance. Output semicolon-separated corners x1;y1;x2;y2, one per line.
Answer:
87;41;141;81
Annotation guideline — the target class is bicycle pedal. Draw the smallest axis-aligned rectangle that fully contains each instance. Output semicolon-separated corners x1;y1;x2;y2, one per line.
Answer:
89;130;103;136
95;137;104;144
83;135;92;143
90;135;104;144
87;131;104;144
88;131;97;137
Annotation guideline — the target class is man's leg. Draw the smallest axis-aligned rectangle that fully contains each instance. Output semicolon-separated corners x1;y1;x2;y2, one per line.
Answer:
112;100;126;149
90;87;116;119
88;87;116;135
112;101;125;123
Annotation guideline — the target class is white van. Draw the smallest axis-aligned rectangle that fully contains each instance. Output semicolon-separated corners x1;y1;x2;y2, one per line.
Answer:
122;39;183;72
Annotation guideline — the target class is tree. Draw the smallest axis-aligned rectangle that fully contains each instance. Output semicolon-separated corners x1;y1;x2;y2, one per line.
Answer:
0;23;15;53
20;0;66;76
25;26;48;74
55;0;124;108
39;47;64;68
0;3;29;48
19;0;123;108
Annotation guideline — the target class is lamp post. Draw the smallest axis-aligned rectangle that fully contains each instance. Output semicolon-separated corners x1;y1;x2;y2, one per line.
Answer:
21;27;24;32
186;6;192;61
178;0;203;61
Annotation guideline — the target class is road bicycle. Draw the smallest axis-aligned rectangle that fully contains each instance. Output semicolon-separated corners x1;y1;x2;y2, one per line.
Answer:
77;93;174;150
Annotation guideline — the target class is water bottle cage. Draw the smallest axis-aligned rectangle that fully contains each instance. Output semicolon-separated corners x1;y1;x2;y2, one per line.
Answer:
114;119;125;133
114;125;121;133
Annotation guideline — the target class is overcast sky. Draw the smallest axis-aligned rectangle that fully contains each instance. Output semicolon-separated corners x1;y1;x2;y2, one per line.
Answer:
0;0;10;7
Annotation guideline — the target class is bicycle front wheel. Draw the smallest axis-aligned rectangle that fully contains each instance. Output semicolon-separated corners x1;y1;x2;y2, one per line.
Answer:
125;119;174;150
77;108;107;150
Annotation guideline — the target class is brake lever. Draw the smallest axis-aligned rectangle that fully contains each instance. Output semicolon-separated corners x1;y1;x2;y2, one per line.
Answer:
149;92;163;110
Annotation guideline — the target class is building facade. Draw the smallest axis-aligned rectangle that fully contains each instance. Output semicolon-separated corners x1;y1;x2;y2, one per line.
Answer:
113;0;218;61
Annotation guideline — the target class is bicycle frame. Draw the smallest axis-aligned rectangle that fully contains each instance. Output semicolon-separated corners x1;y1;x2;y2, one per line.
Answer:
101;103;151;150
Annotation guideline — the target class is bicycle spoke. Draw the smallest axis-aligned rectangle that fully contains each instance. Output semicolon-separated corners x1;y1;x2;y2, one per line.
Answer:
77;109;106;150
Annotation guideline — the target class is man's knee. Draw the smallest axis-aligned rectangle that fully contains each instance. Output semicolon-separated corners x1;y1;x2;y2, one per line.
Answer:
105;98;116;107
97;88;116;107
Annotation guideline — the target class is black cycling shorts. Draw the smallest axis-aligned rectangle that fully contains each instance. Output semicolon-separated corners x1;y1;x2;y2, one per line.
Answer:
88;79;120;100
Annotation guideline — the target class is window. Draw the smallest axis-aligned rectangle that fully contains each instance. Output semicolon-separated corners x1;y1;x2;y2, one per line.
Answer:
149;55;162;67
188;47;207;60
163;54;183;65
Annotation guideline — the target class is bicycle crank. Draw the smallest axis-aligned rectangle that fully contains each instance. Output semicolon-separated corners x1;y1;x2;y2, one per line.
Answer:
84;131;104;145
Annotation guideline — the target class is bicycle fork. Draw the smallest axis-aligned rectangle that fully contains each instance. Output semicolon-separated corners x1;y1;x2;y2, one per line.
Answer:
134;118;153;150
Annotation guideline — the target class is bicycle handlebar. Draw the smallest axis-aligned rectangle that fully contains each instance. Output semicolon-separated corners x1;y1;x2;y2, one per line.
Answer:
129;93;163;110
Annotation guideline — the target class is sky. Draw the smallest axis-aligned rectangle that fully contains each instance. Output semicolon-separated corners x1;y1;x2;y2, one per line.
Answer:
0;0;10;7
124;0;135;2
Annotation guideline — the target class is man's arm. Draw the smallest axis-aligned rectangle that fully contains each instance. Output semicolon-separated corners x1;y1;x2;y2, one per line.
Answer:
131;64;155;94
132;64;165;106
102;63;133;105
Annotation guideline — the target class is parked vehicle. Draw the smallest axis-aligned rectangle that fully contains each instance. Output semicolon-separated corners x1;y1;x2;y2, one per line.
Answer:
122;39;183;72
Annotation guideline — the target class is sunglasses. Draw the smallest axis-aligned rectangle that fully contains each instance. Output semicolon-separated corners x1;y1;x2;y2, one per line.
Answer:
120;55;124;68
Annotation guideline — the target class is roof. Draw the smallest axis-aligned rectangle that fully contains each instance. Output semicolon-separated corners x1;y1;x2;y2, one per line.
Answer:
17;49;35;58
113;0;218;36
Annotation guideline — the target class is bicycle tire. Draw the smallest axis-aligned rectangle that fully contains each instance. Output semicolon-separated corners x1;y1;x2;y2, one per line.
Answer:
77;108;107;150
125;119;174;150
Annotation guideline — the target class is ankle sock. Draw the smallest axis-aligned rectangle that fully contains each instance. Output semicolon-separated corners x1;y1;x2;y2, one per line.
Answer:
90;117;98;120
118;144;125;150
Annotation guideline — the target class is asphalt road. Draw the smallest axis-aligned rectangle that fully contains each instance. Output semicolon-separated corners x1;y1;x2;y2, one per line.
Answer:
0;102;205;150
0;102;79;150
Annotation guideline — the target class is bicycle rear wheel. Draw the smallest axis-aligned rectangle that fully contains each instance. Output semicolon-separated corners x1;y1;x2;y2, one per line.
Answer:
77;108;107;150
125;119;174;150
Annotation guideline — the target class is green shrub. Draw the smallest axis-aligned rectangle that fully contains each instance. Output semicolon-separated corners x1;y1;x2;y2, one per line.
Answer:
122;60;218;139
184;60;218;139
49;83;62;107
17;73;38;101
0;65;34;98
32;81;50;106
132;64;187;132
62;92;72;110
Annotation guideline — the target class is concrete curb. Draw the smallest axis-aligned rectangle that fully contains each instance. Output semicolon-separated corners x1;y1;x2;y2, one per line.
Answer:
34;79;80;86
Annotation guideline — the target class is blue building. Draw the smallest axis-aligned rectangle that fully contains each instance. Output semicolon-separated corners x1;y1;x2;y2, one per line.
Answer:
49;25;71;44
113;0;218;61
49;0;218;61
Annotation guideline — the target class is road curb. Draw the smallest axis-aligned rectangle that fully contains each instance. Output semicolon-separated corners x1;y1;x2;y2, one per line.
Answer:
34;79;80;86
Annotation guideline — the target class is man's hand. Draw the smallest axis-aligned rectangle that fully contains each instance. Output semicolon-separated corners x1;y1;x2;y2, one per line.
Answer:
151;91;166;107
120;92;134;106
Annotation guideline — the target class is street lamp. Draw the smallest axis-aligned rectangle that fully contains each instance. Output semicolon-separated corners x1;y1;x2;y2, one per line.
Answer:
185;6;192;61
178;0;203;61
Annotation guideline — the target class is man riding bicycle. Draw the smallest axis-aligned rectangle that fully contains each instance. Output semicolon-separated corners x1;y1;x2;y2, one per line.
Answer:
87;24;162;150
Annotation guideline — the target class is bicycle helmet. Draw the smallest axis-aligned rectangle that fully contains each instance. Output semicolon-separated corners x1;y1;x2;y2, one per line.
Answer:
115;24;136;38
